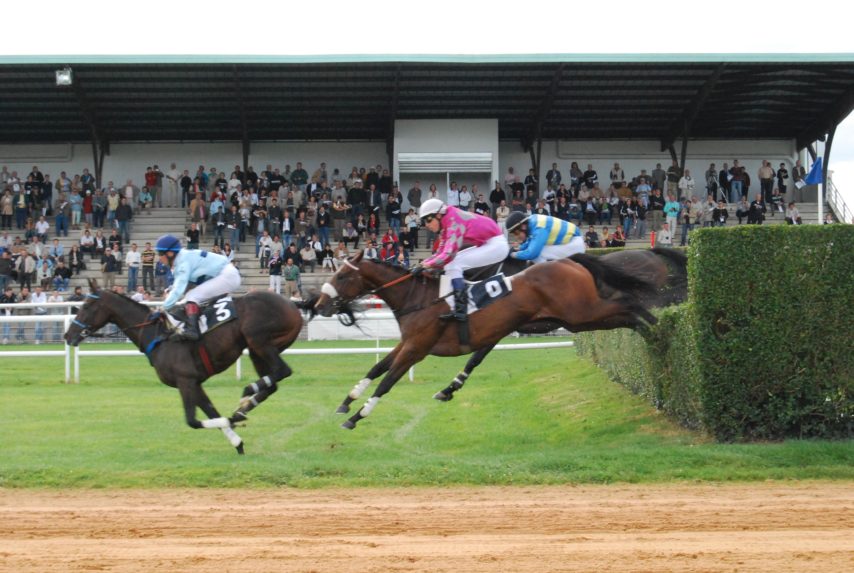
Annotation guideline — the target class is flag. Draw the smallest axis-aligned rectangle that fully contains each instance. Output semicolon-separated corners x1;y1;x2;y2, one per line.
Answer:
804;157;823;185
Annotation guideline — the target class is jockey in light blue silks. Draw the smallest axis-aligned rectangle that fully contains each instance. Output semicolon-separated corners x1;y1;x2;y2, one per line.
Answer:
155;234;241;341
505;211;586;263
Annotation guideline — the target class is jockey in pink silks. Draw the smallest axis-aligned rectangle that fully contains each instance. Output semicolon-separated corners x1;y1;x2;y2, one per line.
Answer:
412;198;509;322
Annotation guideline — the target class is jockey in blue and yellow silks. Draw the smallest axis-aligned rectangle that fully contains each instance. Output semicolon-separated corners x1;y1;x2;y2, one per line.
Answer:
505;212;586;262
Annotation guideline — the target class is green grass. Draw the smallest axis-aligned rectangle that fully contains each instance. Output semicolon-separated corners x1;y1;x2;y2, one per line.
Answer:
1;339;852;488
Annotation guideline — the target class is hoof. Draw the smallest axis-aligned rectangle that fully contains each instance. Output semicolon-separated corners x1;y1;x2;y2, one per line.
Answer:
235;442;245;455
341;420;356;430
230;412;248;426
335;404;350;414
433;390;453;402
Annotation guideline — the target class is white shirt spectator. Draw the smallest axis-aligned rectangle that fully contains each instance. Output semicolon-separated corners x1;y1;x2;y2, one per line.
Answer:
126;249;142;269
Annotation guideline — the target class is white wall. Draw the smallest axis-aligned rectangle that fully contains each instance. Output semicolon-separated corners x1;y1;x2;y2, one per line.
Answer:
0;141;387;186
1;137;803;204
394;119;499;208
500;138;800;197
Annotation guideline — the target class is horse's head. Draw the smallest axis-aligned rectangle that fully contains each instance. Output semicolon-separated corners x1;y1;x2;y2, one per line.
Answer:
64;278;111;346
314;250;369;317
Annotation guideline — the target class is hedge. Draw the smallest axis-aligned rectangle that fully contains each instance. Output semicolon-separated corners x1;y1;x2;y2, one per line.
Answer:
576;225;854;441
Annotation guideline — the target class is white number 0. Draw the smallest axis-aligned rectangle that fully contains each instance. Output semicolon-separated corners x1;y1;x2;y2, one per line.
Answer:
484;280;504;298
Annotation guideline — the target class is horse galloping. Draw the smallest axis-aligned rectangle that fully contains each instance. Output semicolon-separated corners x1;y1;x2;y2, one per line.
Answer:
434;247;688;401
312;251;657;430
64;279;305;453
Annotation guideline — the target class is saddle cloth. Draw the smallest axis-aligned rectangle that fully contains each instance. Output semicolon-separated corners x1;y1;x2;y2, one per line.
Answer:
439;274;513;316
165;295;237;335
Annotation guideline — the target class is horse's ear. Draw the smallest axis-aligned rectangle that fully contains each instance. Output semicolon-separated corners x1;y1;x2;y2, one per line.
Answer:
352;249;364;263
88;278;100;293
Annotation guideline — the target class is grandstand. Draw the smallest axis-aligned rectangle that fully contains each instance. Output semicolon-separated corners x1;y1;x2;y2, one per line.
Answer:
1;54;853;317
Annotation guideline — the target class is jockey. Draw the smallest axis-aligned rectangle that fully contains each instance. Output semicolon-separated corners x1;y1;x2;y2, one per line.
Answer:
414;198;509;322
505;211;586;263
155;234;241;341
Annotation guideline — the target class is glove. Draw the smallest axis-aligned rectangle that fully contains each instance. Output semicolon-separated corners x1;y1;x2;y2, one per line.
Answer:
410;265;425;278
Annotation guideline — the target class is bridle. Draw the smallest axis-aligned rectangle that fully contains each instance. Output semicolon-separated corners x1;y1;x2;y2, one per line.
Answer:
71;292;162;340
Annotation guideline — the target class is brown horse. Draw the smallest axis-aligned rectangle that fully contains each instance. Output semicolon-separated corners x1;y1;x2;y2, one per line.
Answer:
433;247;688;401
313;251;657;429
64;279;305;453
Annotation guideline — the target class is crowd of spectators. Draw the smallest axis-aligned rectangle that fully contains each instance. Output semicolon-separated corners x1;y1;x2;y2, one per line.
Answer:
0;154;842;340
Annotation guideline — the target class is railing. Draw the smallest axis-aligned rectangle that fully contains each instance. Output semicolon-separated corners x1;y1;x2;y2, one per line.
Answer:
0;301;574;384
827;174;852;224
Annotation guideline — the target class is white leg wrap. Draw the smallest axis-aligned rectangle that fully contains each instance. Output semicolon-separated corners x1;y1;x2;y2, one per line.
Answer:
261;375;273;388
221;427;242;448
349;378;372;400
361;396;380;417
201;417;231;429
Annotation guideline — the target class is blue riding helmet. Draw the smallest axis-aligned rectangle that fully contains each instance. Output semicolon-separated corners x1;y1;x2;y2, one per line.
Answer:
155;234;182;255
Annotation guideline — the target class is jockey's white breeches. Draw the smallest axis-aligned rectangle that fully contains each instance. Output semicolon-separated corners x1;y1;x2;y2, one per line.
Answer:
444;234;510;281
185;263;242;305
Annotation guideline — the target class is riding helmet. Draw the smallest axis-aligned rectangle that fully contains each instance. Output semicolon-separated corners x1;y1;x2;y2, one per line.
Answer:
418;198;447;221
505;211;529;233
155;234;183;254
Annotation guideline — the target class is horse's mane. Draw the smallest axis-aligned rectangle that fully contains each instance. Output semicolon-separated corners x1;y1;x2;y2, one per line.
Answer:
98;289;154;315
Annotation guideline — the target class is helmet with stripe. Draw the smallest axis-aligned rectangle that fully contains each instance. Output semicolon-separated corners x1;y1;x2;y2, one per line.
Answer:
155;234;182;255
505;211;528;233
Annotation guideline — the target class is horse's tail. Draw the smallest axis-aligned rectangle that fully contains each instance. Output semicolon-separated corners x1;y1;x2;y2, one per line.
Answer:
569;252;657;299
650;247;688;305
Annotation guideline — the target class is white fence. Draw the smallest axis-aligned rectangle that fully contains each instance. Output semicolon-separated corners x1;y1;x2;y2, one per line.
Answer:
0;301;573;384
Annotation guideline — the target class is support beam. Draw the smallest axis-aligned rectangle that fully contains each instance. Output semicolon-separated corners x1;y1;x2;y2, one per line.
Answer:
660;64;726;152
233;65;250;172
387;65;401;178
796;86;854;150
523;64;565;188
70;69;109;188
819;125;836;224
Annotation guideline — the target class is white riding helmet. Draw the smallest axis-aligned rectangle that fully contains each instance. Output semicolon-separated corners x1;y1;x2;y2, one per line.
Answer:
418;198;447;220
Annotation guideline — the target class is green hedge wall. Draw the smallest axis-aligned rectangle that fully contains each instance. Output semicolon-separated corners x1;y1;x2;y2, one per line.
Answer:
577;225;854;441
689;224;854;441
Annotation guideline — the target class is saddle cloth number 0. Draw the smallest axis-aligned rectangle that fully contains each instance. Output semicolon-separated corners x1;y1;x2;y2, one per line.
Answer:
468;274;511;311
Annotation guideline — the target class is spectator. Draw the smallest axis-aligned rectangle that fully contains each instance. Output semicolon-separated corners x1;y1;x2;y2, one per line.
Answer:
546;163;562;189
735;197;751;224
283;257;300;298
257;230;273;274
31;286;48;344
35;216;50;242
335;241;350;270
188;191;207;238
0;251;11;292
0;285;17;344
126;243;141;292
585;226;600;248
364;241;379;261
666;160;682;197
17;250;35;289
748;194;766;225
299;243;316;273
680;198;696;246
407;181;423;211
114;197;133;243
656;221;673;246
609;227;626;248
138;186;153;214
342;222;360;250
100;247;118;289
154;258;171;296
48;289;64;341
186;222;200;250
785;202;803;225
268;252;282;294
141;242;156;292
319;243;336;271
36;260;52;290
678;169;696;201
495;199;510;232
712;201;729;227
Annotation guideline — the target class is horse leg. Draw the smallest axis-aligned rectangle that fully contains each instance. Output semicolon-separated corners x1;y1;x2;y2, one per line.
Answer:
177;379;232;431
196;386;245;455
336;345;400;414
343;344;428;430
434;344;495;402
231;349;292;424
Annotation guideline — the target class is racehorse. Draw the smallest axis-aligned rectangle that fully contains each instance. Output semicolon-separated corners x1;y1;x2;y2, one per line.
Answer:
312;251;658;429
433;247;688;401
64;279;305;454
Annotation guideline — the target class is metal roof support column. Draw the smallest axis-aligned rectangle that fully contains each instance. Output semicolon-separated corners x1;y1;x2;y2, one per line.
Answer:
71;71;108;188
233;65;250;173
387;65;401;181
819;124;836;224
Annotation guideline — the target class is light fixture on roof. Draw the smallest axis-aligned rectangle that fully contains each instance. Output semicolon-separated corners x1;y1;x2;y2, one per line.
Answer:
55;67;73;86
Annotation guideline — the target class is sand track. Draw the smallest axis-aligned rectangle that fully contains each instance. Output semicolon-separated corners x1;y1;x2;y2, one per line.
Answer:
1;483;851;572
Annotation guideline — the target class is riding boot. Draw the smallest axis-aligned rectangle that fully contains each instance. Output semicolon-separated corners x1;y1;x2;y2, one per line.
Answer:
440;279;468;322
172;302;201;342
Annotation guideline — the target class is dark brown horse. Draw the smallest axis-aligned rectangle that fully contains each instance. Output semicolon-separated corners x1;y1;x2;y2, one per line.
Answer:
433;247;688;401
64;279;304;454
313;251;657;429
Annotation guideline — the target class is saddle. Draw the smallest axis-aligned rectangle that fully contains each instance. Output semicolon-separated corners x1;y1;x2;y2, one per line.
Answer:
165;295;237;336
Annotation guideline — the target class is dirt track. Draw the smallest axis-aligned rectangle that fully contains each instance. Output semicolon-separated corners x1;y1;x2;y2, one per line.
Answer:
1;483;851;572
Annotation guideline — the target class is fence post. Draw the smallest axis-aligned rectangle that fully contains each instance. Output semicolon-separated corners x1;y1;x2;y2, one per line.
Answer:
64;315;71;384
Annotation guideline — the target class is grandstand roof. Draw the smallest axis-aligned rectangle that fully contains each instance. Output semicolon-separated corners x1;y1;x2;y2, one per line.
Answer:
1;55;853;150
